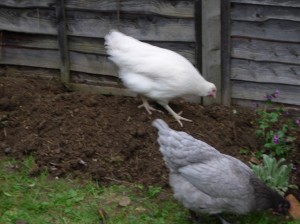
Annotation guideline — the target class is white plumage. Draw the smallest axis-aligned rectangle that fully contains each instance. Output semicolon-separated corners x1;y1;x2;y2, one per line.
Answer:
152;119;290;223
104;30;216;126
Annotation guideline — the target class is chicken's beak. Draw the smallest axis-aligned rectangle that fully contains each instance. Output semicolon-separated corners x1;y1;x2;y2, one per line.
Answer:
209;93;216;99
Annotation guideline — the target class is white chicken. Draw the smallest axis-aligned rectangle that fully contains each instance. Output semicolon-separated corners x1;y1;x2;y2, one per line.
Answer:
104;30;216;126
152;119;290;223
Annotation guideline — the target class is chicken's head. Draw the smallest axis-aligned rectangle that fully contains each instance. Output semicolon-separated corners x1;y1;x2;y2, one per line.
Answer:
275;199;290;215
207;83;217;98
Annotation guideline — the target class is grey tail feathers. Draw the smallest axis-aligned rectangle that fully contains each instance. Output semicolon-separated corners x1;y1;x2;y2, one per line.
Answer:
152;119;170;133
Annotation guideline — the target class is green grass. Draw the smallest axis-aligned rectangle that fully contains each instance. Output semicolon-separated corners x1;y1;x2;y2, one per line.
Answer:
0;157;298;224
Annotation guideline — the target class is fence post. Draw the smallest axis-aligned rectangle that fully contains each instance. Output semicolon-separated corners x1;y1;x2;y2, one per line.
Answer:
195;0;202;82
201;0;222;105
221;0;231;106
55;0;70;84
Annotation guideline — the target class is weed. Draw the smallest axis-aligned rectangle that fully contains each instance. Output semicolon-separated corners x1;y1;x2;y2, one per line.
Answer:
147;186;163;198
239;148;250;155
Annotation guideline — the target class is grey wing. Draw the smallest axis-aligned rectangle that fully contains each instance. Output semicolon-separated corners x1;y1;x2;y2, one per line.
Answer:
158;130;222;167
178;157;254;198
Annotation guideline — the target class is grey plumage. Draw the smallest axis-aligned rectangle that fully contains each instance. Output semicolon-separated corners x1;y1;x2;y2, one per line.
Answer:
152;119;290;218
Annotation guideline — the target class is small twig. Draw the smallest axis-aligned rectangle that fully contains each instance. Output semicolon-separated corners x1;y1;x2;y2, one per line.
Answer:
103;177;132;185
3;128;7;137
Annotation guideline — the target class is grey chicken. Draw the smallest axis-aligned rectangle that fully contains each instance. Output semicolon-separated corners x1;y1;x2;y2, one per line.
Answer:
152;119;290;223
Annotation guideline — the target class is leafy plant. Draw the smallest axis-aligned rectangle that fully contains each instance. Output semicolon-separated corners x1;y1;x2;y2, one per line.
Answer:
255;90;296;157
256;108;282;137
250;154;297;196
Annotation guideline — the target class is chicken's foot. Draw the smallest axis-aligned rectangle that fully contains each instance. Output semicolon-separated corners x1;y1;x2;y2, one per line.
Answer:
138;96;163;114
188;210;204;224
163;104;192;127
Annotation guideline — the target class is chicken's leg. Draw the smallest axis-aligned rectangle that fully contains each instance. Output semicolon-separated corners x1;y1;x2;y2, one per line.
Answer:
189;210;203;223
188;211;231;224
138;96;163;114
163;104;192;127
213;214;231;224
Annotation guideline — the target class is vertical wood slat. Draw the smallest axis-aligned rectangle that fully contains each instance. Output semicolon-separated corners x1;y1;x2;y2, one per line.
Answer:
0;32;2;61
55;0;70;84
195;0;202;74
221;0;231;106
201;0;222;105
194;0;203;104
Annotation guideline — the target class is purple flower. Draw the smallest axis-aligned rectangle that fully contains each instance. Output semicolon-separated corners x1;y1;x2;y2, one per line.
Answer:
296;119;300;127
265;94;273;100
273;89;280;98
273;134;279;145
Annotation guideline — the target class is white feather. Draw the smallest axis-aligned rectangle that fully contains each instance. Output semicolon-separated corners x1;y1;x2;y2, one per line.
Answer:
104;30;216;107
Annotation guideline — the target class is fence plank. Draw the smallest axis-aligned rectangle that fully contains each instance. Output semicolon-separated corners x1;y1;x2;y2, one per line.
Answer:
0;47;60;69
1;32;58;49
232;38;300;65
202;0;221;104
231;3;300;22
0;65;59;79
0;8;194;41
0;0;193;18
232;20;300;42
69;52;117;76
67;83;136;97
71;72;121;86
231;0;300;8
0;46;118;76
69;37;196;64
232;80;300;105
231;59;300;85
66;0;193;18
232;99;300;116
0;0;55;8
1;32;196;64
0;8;57;35
66;12;195;41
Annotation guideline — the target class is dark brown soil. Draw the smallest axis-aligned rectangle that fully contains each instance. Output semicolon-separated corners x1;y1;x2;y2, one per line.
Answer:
0;76;299;197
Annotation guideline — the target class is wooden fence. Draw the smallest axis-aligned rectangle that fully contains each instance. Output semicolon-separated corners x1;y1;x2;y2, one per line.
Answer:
1;0;299;107
0;0;223;104
229;0;300;107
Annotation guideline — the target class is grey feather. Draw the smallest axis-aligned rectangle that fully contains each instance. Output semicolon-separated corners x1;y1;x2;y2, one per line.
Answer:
152;119;290;216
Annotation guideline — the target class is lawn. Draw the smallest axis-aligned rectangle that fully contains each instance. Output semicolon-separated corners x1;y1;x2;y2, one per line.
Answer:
0;157;297;224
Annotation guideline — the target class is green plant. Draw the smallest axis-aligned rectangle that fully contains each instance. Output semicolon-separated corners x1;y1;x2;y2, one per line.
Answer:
256;108;282;137
263;124;296;157
239;148;250;155
255;90;296;157
250;154;297;196
147;186;163;198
